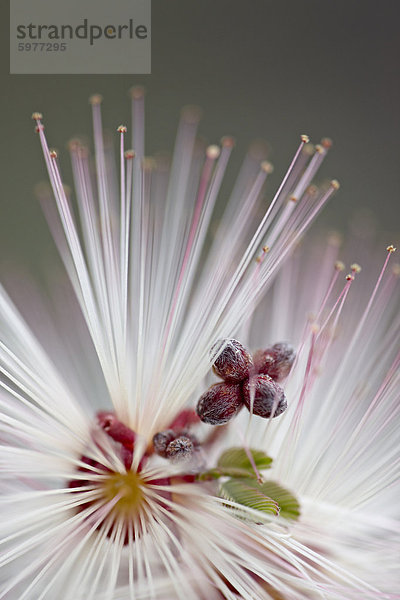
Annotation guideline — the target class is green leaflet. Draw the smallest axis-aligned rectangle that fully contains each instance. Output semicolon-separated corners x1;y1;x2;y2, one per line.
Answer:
197;447;273;481
220;477;300;521
217;447;273;472
220;478;280;516
197;466;258;481
256;480;300;520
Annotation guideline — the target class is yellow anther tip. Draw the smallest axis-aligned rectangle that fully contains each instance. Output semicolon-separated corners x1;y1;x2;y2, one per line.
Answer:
89;94;103;105
350;263;362;273
220;136;236;148
206;145;221;160
335;261;345;271
129;85;145;99
261;160;274;174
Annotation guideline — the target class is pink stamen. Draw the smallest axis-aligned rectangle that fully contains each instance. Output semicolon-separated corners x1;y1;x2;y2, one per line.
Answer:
314;264;343;323
355;247;396;335
294;327;318;421
118;126;127;245
162;148;219;351
317;273;355;339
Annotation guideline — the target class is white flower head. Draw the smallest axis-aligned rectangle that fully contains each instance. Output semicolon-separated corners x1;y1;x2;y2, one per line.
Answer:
0;91;398;599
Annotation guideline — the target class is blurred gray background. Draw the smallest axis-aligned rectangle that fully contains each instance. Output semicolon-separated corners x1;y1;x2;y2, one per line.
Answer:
1;0;399;272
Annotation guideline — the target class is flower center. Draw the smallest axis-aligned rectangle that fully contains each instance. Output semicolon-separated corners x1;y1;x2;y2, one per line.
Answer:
101;470;145;518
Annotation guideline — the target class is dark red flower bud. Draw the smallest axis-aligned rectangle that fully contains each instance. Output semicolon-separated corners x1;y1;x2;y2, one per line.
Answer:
168;408;200;431
253;342;295;382
179;430;199;448
97;411;136;447
253;349;274;375
196;382;243;425
153;429;176;457
211;339;253;383
165;436;194;461
243;374;287;418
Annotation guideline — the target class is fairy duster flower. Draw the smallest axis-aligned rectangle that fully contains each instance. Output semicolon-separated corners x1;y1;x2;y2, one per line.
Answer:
0;88;398;599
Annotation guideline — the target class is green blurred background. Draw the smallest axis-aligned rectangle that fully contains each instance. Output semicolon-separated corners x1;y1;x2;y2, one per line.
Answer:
1;0;399;272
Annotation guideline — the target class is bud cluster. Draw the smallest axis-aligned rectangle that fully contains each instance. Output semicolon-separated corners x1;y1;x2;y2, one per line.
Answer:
196;339;295;426
153;429;199;461
152;409;200;462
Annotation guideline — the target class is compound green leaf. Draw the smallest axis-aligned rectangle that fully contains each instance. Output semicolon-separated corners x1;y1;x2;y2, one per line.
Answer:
257;480;300;521
217;447;273;473
220;478;280;516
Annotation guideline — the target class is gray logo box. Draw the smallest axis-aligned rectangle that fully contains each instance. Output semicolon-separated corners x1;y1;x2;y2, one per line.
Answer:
10;0;151;74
